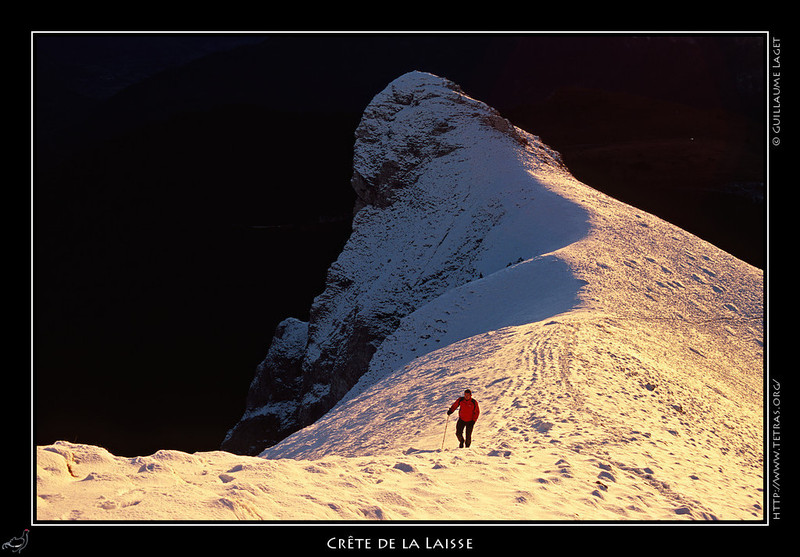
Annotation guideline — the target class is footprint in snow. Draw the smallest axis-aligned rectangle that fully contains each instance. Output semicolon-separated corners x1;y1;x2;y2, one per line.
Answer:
598;471;616;483
393;462;416;473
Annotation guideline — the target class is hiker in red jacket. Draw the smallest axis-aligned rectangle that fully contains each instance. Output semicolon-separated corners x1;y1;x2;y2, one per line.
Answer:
447;389;480;448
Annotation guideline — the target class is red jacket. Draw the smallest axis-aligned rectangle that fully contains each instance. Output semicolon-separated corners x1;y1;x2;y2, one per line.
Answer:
449;396;480;422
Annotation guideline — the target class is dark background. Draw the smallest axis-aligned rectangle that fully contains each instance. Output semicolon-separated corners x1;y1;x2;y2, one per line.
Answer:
32;32;766;459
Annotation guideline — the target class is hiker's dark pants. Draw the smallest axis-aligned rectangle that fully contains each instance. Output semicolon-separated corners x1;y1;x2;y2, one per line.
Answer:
456;419;475;447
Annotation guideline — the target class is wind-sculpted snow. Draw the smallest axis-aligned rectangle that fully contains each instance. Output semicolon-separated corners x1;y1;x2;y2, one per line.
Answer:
38;72;764;521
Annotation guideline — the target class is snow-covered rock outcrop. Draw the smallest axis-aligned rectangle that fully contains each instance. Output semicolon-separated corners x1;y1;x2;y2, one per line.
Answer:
221;71;582;454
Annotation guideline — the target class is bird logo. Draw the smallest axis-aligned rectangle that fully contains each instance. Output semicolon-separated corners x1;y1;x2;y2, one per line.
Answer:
1;529;28;554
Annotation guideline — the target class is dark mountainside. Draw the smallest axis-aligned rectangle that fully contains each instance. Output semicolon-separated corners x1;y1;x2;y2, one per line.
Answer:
34;34;765;457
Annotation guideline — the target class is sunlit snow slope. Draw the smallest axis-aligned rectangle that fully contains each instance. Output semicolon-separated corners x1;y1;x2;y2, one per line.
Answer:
37;72;764;521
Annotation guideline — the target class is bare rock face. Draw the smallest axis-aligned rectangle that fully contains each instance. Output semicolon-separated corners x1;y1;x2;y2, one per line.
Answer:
222;71;564;455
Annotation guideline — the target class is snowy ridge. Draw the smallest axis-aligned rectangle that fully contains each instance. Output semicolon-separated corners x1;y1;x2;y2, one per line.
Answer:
36;72;764;521
221;71;582;454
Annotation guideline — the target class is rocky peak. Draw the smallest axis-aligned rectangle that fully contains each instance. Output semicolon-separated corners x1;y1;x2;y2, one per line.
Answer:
351;71;534;212
222;71;566;455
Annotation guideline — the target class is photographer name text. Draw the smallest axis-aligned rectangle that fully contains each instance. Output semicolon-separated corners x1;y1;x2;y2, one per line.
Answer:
771;37;782;146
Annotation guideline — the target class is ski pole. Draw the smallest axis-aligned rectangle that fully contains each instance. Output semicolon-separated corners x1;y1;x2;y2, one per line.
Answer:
441;413;450;450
